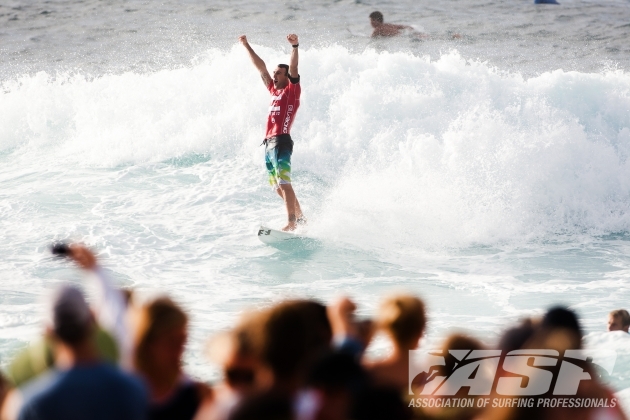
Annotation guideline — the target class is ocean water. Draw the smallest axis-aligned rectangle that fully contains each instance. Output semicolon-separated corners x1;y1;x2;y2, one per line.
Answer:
1;0;630;407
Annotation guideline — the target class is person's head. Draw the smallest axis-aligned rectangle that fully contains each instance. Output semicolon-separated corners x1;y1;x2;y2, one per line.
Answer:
540;306;583;349
208;328;259;394
369;11;384;28
133;296;188;384
498;318;536;353
249;300;332;391
439;334;485;378
377;295;426;350
47;285;94;347
608;309;630;332
273;64;290;89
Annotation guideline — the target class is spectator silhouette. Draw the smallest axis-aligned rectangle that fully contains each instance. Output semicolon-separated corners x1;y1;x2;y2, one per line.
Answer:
17;286;147;420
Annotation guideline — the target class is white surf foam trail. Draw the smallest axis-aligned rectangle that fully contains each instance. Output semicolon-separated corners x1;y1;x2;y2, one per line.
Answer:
1;46;630;247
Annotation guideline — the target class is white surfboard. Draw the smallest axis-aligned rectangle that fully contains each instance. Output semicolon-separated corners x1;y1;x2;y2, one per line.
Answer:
257;225;303;244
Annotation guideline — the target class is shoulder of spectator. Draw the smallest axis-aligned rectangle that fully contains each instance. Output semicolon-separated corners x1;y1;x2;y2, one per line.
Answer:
333;335;365;358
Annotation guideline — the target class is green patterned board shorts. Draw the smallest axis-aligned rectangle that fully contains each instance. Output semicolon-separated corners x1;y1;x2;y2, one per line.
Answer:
264;134;293;189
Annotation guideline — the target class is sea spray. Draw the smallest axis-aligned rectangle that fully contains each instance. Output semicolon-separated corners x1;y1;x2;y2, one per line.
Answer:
2;48;630;246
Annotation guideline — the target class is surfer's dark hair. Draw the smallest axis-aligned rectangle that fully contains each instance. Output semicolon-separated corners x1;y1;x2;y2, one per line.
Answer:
369;11;383;23
278;64;289;76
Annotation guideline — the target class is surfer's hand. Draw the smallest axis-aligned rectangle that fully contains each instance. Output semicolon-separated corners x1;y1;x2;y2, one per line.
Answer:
68;244;98;270
287;34;298;46
238;35;248;45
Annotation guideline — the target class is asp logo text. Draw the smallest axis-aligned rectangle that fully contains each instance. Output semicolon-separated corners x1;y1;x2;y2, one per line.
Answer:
409;349;616;397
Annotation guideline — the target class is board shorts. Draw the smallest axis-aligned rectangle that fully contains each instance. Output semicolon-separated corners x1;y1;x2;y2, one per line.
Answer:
264;134;293;189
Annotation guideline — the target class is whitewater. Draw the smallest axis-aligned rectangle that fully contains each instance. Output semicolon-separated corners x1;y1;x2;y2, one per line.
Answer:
1;0;630;408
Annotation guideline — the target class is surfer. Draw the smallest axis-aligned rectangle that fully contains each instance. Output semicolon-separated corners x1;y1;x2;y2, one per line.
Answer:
369;11;415;38
369;11;459;40
239;33;306;232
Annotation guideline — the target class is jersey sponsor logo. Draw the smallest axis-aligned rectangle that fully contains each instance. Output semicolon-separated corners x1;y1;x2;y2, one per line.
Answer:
267;87;299;137
283;104;294;134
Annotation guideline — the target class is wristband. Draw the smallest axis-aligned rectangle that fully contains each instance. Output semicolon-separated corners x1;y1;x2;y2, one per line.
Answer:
292;44;299;48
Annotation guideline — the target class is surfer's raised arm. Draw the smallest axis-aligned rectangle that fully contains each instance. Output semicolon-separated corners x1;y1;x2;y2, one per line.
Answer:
287;33;299;78
239;35;272;87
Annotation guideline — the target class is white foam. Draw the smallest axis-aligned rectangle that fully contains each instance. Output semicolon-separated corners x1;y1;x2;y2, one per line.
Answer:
3;48;630;249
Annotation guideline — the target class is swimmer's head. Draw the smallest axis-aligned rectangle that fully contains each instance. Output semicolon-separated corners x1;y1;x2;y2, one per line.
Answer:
369;11;384;27
273;64;290;89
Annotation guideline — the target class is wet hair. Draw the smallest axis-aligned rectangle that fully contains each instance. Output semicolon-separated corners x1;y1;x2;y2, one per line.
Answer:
369;11;384;23
377;295;426;348
610;309;630;327
277;64;289;76
133;296;188;374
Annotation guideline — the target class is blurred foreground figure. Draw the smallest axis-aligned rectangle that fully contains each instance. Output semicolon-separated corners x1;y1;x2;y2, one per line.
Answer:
6;244;130;387
195;327;260;420
227;300;332;420
413;334;486;420
133;297;210;420
17;286;147;420
228;298;412;420
365;295;426;392
479;307;627;420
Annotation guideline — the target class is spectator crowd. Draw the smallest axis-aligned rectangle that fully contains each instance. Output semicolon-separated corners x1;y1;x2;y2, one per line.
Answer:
0;243;627;420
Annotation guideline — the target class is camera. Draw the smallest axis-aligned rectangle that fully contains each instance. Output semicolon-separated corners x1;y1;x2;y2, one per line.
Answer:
50;242;71;257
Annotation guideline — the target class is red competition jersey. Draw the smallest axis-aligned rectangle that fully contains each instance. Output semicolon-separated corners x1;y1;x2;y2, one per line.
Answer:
265;76;301;139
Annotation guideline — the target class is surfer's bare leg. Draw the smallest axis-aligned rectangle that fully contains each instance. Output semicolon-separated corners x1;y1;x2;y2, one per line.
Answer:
279;184;304;231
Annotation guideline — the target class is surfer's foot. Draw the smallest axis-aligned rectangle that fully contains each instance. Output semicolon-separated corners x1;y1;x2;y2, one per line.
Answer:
282;221;297;232
297;216;307;226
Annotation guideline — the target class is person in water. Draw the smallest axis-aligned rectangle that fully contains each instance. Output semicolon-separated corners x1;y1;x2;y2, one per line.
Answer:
369;11;414;38
239;33;306;231
608;309;630;332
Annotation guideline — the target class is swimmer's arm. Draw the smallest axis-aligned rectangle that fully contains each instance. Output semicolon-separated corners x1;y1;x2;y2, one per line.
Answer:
239;35;272;87
287;34;299;79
